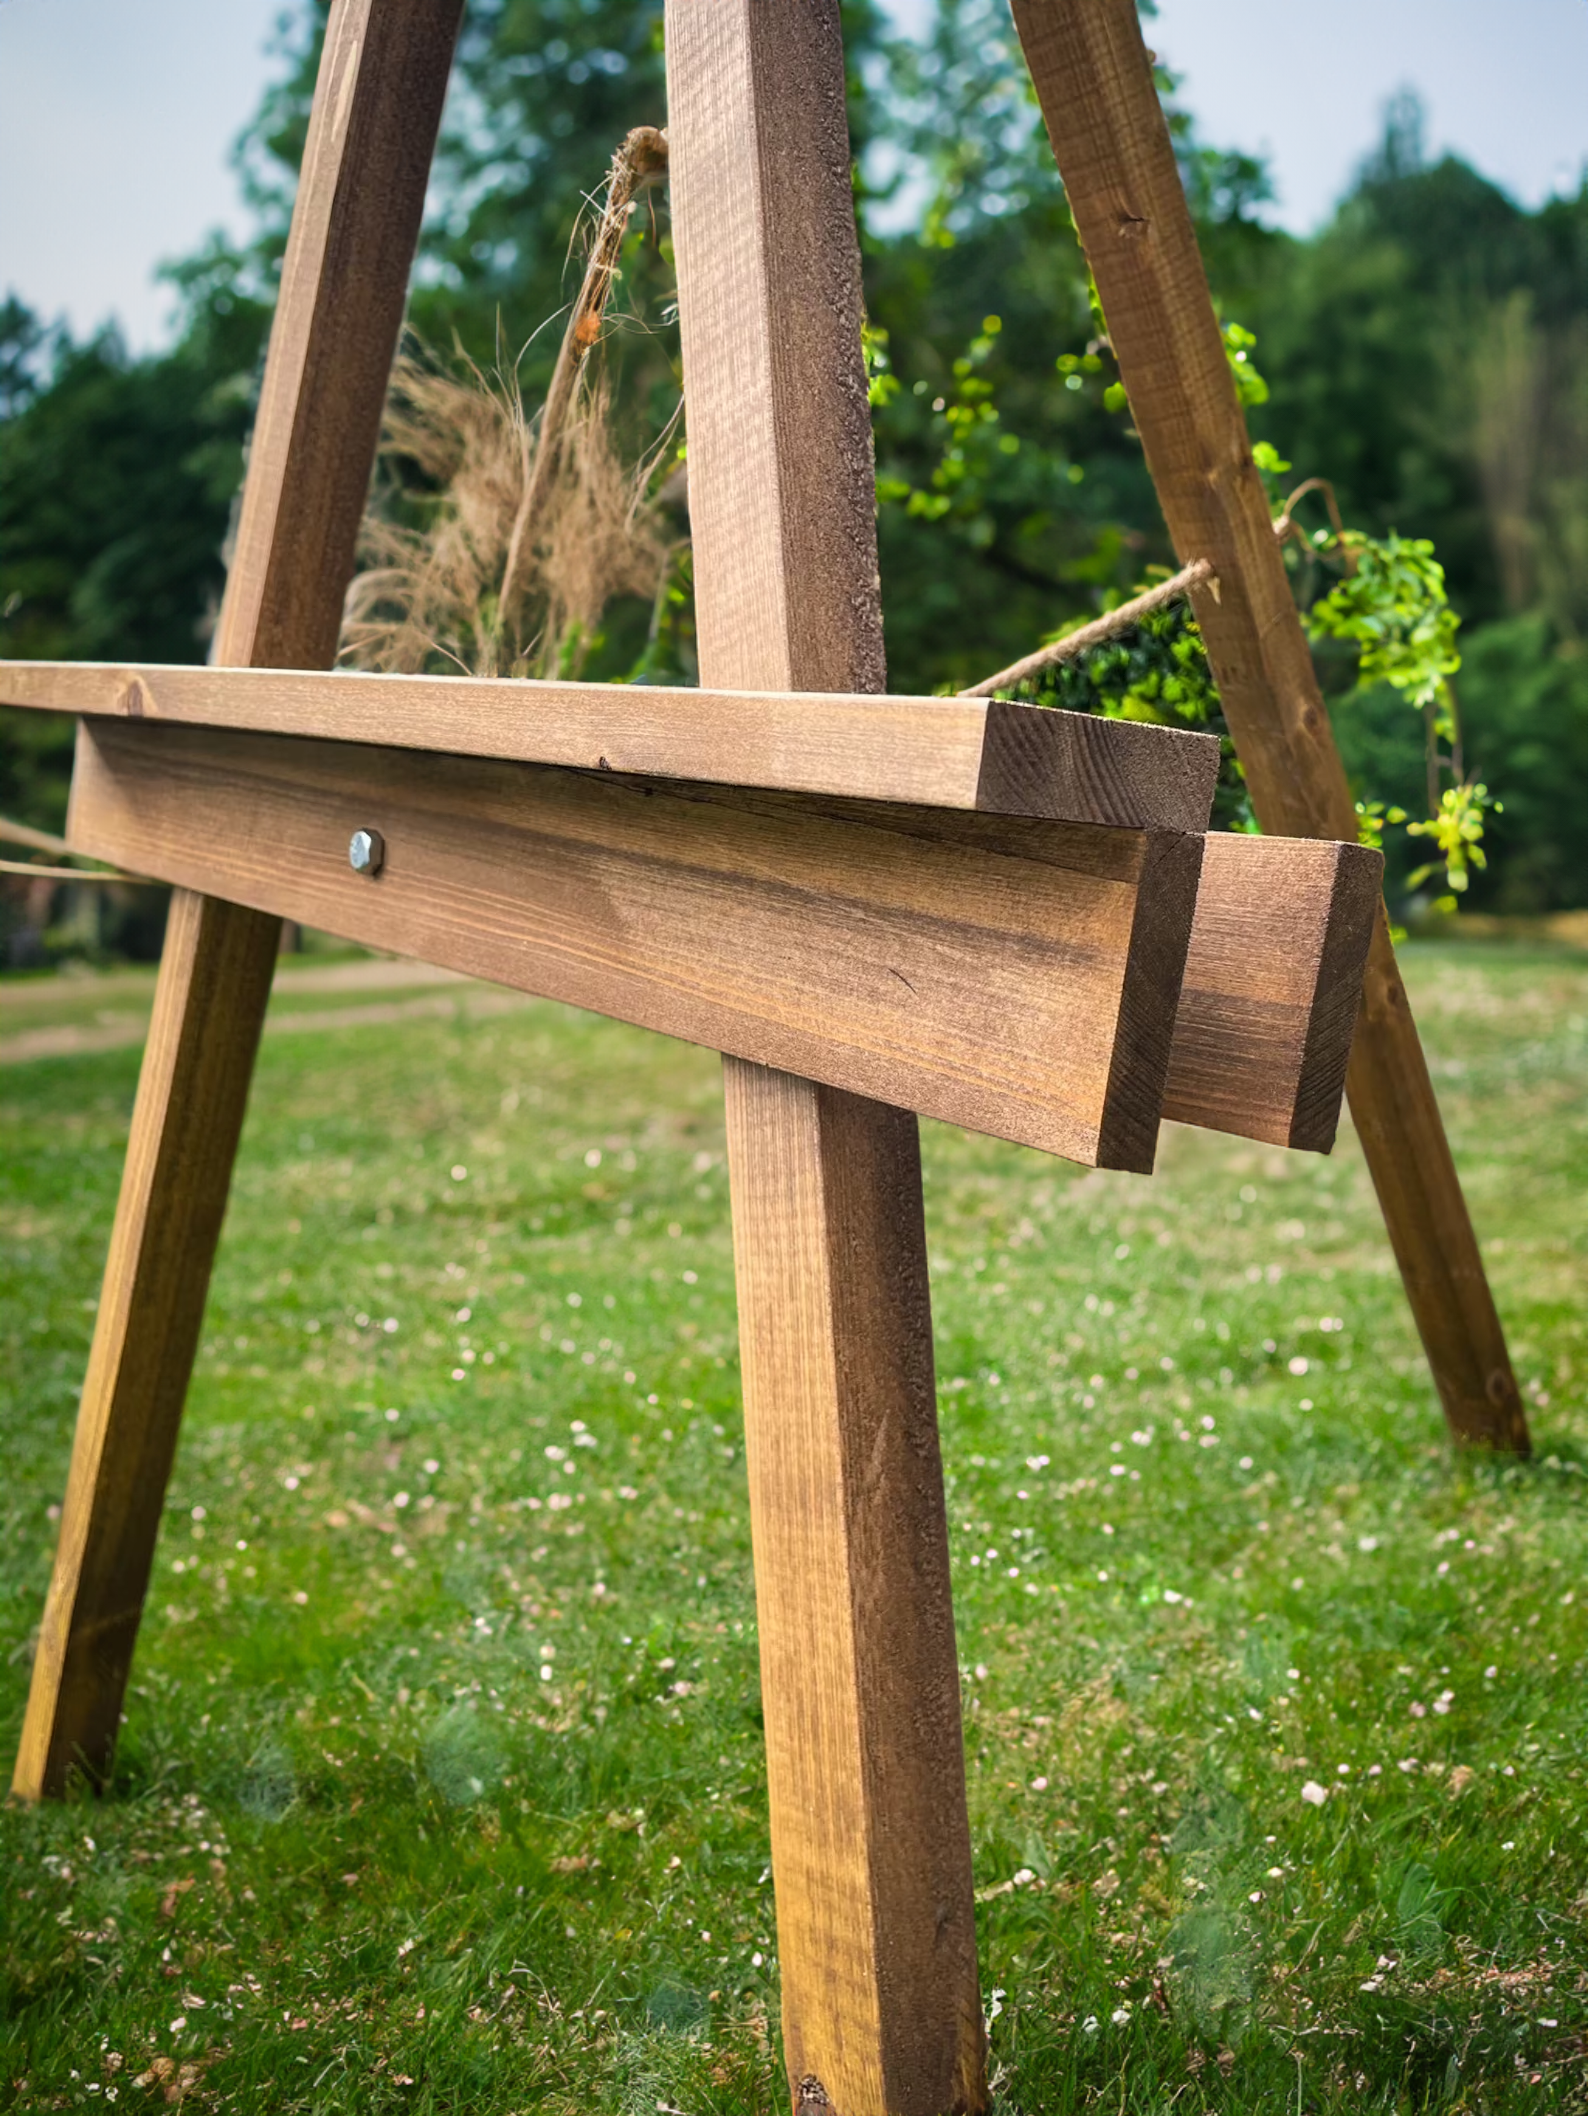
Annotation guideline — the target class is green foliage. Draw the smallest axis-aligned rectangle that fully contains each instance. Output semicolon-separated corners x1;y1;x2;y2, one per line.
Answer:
1290;521;1485;890
1307;533;1461;717
0;286;265;668
1244;91;1588;633
1351;798;1408;855
1449;614;1588;913
0;265;271;841
1405;779;1499;895
873;314;1025;525
1220;320;1268;409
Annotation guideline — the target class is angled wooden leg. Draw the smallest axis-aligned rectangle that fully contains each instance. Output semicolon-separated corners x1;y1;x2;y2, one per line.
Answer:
14;0;467;1799
726;1061;986;2116
1345;911;1529;1447
13;892;278;1797
1010;0;1529;1452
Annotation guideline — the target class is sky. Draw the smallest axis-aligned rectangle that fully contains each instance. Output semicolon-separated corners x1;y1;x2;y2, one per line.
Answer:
1;0;1585;351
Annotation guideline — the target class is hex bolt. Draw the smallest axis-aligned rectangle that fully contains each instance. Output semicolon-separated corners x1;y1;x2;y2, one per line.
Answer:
348;827;385;876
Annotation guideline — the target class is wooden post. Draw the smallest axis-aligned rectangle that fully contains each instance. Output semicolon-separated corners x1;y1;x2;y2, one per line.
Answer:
667;4;987;2110
12;0;467;1801
1009;0;1529;1452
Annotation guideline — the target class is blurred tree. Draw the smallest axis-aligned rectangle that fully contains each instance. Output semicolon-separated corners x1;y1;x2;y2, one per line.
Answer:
0;259;271;837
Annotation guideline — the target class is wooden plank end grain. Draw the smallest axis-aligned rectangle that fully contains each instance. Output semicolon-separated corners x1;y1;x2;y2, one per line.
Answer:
1164;834;1382;1153
977;695;1218;831
1097;826;1204;1171
1008;0;1528;1450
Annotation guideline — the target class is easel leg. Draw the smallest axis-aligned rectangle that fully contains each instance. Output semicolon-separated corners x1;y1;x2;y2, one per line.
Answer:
1008;0;1528;1454
13;891;279;1799
1346;912;1529;1448
725;1059;987;2116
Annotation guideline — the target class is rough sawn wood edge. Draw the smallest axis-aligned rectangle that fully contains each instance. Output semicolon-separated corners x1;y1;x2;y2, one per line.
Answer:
67;715;1200;1174
0;658;1221;834
1162;834;1383;1153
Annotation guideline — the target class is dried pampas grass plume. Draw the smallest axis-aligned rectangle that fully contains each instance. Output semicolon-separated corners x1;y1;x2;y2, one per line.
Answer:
341;126;674;681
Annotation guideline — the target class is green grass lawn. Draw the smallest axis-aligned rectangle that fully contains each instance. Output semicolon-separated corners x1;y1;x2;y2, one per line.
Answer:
2;938;1586;2113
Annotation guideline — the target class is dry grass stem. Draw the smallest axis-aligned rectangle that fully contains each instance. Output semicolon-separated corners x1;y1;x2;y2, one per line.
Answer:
0;860;144;883
501;125;669;619
342;126;673;682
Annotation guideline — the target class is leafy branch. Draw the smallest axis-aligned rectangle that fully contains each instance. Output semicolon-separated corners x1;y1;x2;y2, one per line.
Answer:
1036;286;1498;900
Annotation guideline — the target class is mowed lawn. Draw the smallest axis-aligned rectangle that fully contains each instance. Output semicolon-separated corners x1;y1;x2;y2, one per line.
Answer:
2;938;1585;2113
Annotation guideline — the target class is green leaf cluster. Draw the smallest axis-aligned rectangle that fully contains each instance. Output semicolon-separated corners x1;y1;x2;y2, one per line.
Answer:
1307;534;1461;717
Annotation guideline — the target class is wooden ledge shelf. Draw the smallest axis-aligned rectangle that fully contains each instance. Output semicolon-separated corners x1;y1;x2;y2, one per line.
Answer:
0;657;1222;833
4;660;1382;1159
64;713;1381;1169
68;717;1203;1172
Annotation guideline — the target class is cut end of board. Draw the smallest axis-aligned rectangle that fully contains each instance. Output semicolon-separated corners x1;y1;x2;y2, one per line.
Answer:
1164;834;1383;1154
977;698;1220;835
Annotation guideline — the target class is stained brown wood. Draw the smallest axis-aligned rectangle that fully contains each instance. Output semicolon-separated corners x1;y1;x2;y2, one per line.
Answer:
67;715;1201;1174
65;710;1376;1160
668;1;987;2106
1008;0;1528;1451
1165;834;1381;1152
11;892;278;1799
211;0;465;673
13;0;467;1801
726;1074;986;2116
0;658;1221;833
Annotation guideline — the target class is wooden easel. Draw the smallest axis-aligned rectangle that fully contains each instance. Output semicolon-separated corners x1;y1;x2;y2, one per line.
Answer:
4;4;1524;2111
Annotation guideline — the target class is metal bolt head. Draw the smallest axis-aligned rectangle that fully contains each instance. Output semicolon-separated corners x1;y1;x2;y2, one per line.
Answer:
348;827;385;876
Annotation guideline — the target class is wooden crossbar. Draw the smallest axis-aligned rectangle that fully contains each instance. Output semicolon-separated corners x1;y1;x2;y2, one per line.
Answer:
68;715;1200;1171
6;661;1379;1155
61;712;1378;1163
0;658;1221;833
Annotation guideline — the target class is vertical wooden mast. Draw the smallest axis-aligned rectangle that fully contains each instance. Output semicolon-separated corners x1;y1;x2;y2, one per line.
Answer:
1008;0;1529;1452
13;0;467;1801
667;5;987;2112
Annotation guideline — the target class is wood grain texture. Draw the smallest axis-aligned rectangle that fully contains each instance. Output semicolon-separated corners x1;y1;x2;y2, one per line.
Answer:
1008;0;1528;1451
726;1074;984;2116
11;891;278;1799
15;0;468;1799
68;716;1198;1174
1163;834;1382;1152
213;0;465;672
668;2;987;2105
0;660;1221;834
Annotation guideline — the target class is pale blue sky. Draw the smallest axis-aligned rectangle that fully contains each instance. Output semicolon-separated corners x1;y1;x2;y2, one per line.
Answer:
2;0;1584;350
